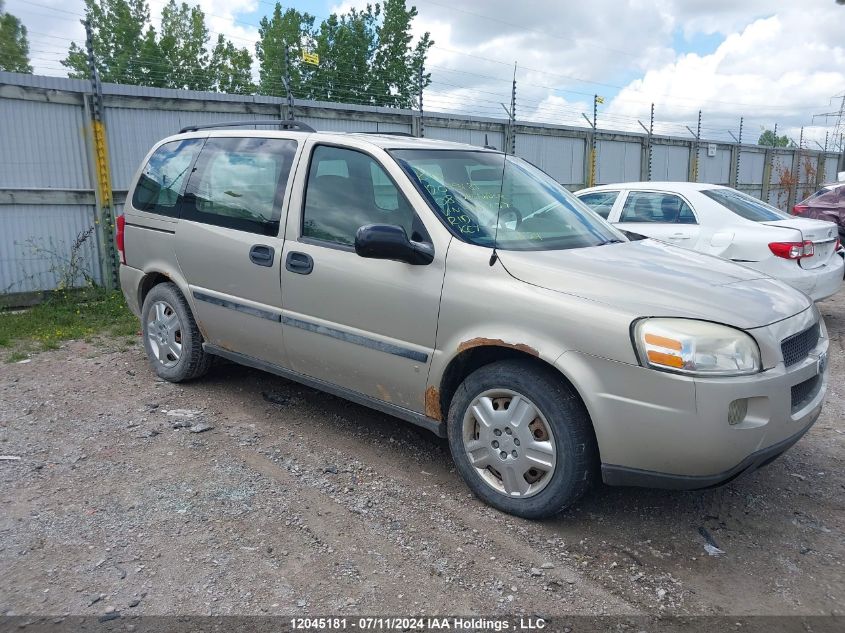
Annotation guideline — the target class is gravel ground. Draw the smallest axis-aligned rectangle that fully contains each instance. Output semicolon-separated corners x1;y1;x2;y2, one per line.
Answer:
0;290;843;619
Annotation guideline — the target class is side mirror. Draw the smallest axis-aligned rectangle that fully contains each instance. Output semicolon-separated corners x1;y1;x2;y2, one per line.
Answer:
355;224;434;265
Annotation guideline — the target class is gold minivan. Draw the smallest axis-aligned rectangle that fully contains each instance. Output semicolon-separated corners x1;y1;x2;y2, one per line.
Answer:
118;122;830;518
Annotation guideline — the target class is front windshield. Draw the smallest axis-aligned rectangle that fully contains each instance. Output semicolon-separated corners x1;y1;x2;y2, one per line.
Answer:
391;149;624;251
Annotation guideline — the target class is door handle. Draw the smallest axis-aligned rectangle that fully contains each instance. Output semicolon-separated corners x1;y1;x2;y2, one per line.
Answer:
249;244;275;267
286;251;314;275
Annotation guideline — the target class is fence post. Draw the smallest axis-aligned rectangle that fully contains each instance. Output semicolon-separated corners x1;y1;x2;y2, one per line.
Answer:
637;104;653;181
788;135;803;211
729;117;742;189
648;103;654;181
581;109;596;187
728;144;738;188
84;19;118;290
583;130;596;188
816;132;829;189
687;110;701;182
687;139;697;182
761;148;773;204
639;134;649;182
509;65;517;155
413;64;424;138
839;134;845;173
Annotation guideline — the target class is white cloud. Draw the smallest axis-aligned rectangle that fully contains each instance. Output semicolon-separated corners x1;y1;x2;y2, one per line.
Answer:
606;4;845;145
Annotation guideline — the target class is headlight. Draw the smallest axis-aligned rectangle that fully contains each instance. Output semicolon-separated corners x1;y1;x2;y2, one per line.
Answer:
633;318;761;376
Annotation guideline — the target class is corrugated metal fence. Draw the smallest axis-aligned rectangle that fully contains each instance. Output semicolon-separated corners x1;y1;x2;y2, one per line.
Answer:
1;71;842;298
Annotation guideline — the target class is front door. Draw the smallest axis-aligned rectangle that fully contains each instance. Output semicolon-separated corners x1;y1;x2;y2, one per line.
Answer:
175;136;300;365
279;142;447;413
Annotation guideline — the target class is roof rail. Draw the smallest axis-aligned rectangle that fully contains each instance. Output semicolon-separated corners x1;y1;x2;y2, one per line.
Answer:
179;120;316;134
360;131;415;137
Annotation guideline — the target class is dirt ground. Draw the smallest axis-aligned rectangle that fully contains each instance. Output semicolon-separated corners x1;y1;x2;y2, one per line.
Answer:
0;290;843;620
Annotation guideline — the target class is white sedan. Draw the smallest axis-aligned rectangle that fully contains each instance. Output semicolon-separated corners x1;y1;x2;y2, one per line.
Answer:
575;182;843;301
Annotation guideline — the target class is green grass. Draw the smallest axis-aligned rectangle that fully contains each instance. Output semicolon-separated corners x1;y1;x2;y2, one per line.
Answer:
5;351;29;364
0;289;139;358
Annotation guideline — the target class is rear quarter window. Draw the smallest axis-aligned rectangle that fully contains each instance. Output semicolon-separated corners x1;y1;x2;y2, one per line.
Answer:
132;139;203;216
702;188;789;222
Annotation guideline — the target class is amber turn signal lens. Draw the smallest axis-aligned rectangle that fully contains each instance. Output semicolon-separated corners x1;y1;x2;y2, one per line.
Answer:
646;350;684;368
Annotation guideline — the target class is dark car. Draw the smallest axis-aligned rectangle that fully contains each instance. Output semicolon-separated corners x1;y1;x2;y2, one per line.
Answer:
794;182;845;238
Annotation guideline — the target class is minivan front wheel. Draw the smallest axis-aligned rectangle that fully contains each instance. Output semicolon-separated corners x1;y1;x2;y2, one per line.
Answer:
141;282;211;382
447;360;596;519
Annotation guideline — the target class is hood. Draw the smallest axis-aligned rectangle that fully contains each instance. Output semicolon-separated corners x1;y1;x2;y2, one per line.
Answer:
498;239;811;329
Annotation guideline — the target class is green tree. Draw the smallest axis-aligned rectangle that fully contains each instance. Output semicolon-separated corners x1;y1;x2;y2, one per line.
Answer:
255;4;316;97
158;0;211;90
758;129;794;148
135;25;168;87
255;0;432;107
62;0;253;92
310;7;378;104
62;0;155;84
0;0;32;73
210;34;255;94
64;0;145;82
371;0;431;108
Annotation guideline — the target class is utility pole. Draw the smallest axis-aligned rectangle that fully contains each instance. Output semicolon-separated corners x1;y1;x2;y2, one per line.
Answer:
417;64;424;138
812;92;844;153
84;18;117;290
834;94;845;154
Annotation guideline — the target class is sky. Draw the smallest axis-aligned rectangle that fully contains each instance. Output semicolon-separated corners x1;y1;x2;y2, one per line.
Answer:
7;0;845;147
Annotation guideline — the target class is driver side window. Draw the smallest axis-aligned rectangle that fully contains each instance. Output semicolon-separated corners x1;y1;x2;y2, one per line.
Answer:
302;146;421;247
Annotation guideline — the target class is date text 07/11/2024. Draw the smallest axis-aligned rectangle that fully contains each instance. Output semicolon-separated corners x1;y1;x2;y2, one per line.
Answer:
289;617;549;631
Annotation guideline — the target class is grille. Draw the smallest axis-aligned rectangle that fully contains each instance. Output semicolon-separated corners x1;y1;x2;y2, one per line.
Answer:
791;375;821;412
781;322;820;367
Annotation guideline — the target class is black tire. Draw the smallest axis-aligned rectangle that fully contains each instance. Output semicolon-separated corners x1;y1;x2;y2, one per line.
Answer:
141;282;211;382
447;360;597;519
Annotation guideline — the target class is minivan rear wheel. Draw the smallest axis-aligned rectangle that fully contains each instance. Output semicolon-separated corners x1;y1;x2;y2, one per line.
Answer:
141;282;211;382
447;360;596;519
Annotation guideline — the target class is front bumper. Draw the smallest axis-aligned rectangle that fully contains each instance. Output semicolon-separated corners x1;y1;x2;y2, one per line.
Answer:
558;311;829;487
601;413;818;489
